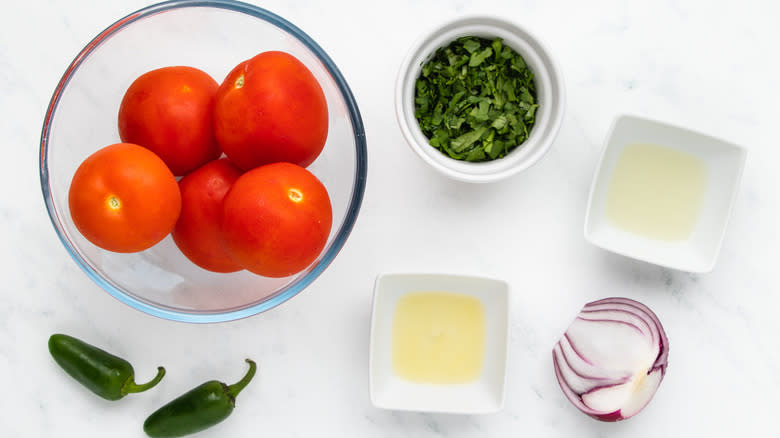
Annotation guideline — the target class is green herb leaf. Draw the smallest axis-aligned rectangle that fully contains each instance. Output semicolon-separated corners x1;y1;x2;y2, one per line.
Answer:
469;47;493;67
450;126;488;153
462;38;482;54
491;115;508;131
414;36;537;162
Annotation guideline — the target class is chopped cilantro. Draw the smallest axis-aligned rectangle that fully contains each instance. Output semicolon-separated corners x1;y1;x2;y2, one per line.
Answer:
414;36;538;162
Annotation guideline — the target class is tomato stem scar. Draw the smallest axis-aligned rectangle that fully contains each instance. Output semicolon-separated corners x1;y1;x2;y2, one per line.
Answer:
288;188;303;203
234;75;245;89
107;195;121;210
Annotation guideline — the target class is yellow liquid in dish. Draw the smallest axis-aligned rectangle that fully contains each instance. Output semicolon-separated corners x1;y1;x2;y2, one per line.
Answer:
391;291;486;384
605;143;708;241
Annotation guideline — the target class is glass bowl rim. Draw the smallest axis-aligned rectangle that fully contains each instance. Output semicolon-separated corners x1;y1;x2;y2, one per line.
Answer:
39;0;368;323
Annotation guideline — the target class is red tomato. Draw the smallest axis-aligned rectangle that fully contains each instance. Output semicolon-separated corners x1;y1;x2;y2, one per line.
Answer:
220;162;333;277
172;158;243;273
68;143;181;253
213;51;328;170
118;66;220;176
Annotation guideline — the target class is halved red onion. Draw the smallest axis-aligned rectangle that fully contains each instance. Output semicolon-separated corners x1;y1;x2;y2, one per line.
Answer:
553;297;669;421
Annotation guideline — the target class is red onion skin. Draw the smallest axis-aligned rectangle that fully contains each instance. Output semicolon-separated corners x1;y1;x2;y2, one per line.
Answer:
552;348;634;422
552;297;669;422
588;297;670;369
552;349;620;421
594;411;622;422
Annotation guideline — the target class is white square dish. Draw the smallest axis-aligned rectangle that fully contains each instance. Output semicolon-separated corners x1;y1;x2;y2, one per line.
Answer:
369;273;510;414
584;114;747;273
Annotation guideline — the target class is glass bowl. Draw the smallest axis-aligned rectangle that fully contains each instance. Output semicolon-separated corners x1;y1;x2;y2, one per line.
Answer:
39;0;367;323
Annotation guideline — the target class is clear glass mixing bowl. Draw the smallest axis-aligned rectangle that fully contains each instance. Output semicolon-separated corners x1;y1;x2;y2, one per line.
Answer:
40;0;367;322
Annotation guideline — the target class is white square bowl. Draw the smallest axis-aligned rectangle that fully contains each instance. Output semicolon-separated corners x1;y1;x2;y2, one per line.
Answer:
369;273;510;414
584;114;747;273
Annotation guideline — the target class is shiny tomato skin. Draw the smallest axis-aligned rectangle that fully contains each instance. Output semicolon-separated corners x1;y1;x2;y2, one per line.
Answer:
118;66;220;176
172;158;243;273
68;143;181;253
213;51;328;170
220;162;333;278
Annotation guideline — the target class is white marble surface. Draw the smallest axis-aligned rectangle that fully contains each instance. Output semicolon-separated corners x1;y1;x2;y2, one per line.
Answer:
2;0;780;435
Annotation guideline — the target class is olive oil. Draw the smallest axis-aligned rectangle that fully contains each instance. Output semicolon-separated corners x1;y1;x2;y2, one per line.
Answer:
605;143;708;241
391;291;486;384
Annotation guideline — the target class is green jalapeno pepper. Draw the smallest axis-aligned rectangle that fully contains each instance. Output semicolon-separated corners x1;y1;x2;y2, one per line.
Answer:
48;333;165;401
143;359;257;438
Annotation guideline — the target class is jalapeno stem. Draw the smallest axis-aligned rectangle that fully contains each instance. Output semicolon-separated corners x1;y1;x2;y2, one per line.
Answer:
122;366;166;395
226;359;257;400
